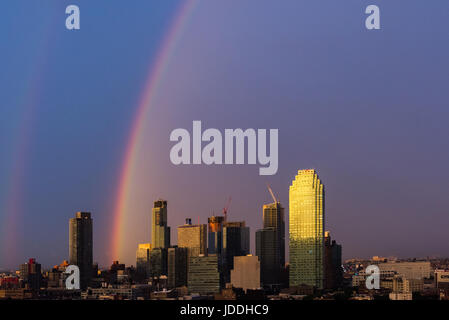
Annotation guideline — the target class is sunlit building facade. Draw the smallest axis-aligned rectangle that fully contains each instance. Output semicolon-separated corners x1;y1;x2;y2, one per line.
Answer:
230;255;261;292
152;199;170;249
136;243;152;279
208;216;225;255
289;169;324;288
177;219;207;257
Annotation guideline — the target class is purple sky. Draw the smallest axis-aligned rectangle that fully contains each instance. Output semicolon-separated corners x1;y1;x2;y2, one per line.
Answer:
1;0;448;269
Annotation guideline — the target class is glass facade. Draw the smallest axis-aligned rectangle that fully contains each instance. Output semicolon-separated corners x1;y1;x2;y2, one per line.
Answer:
167;247;188;288
256;202;285;288
177;223;207;257
289;169;324;288
136;243;152;279
149;247;168;278
208;216;225;255
152;199;170;249
222;222;250;283
187;255;222;294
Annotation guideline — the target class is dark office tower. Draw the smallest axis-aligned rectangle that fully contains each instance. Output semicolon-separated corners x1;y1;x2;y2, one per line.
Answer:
149;248;168;279
188;255;222;294
19;258;42;290
256;202;285;289
152;199;170;249
222;221;250;283
324;231;343;290
256;228;279;288
168;247;188;288
208;216;225;255
263;202;285;267
69;212;93;289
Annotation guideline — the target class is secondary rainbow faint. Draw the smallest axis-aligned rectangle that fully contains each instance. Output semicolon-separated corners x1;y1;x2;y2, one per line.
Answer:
0;8;57;268
111;0;197;262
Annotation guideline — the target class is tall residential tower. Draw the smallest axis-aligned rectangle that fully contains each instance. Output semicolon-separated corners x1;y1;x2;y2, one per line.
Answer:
69;211;93;289
152;199;170;249
256;201;285;288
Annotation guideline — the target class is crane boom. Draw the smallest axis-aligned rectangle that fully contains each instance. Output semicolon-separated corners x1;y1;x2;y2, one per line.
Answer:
223;196;232;221
267;184;277;203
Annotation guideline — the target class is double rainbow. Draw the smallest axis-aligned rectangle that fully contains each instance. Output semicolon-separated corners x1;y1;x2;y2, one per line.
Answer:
110;0;197;261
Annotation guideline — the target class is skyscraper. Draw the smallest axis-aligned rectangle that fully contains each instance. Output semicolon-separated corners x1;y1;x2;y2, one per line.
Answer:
289;169;324;288
256;201;285;288
167;247;188;288
188;255;222;294
262;202;285;266
177;219;207;257
136;243;152;279
152;199;170;249
149;248;168;279
222;221;250;283
324;231;343;290
208;216;225;255
69;212;93;289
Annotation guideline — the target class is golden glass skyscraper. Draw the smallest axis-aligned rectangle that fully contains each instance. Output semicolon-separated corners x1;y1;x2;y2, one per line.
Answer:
289;169;324;288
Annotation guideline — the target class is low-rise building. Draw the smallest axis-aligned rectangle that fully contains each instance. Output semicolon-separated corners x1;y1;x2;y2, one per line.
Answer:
230;255;260;292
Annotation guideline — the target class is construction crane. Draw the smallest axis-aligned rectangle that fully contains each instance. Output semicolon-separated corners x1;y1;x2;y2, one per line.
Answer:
223;196;232;221
267;184;278;204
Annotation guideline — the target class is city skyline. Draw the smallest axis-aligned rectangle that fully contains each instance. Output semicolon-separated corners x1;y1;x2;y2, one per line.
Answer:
0;167;446;272
2;168;447;301
1;1;449;269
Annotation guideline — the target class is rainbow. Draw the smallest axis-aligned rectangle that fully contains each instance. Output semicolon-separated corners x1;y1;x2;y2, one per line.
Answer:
1;11;57;268
111;0;197;261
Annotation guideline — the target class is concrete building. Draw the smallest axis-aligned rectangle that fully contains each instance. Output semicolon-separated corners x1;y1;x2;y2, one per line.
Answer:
230;255;261;292
19;258;42;290
392;275;424;293
377;261;431;279
81;285;150;300
389;292;412;300
435;270;449;289
177;219;207;257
